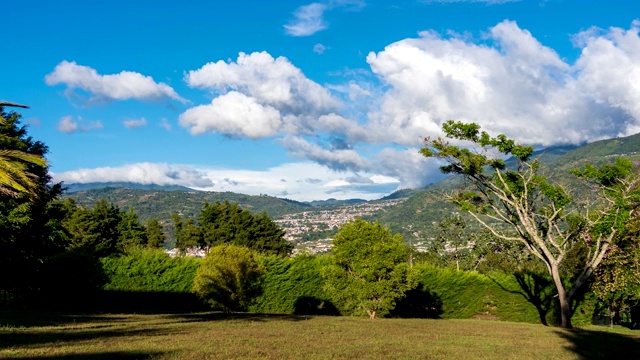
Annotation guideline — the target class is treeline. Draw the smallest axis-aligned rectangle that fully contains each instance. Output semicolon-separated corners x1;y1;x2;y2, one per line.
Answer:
172;201;292;256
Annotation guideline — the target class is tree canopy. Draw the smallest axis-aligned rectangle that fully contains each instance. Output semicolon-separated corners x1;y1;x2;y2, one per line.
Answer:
421;120;639;328
173;201;292;256
322;219;416;319
0;107;47;198
193;244;265;312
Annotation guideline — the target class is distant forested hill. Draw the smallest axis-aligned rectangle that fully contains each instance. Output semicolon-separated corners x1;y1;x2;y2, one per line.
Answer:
64;187;311;223
62;131;640;247
375;131;640;242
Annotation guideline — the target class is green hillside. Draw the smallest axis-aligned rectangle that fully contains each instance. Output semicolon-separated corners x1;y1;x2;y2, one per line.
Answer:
65;187;310;223
62;131;640;247
376;132;640;242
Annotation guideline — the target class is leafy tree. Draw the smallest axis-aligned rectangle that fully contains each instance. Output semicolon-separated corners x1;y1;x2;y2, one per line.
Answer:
63;198;122;256
118;207;148;249
145;218;166;248
0;107;47;198
0;107;65;300
193;244;265;312
173;201;291;255
322;219;417;319
172;214;201;252
434;215;470;271
421;120;637;328
572;159;640;318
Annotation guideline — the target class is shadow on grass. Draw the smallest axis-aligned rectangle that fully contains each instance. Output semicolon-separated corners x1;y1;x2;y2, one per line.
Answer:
388;287;443;319
164;312;313;324
0;311;130;328
17;350;167;359
555;328;640;359
0;325;181;350
293;296;340;316
487;271;555;325
0;310;314;352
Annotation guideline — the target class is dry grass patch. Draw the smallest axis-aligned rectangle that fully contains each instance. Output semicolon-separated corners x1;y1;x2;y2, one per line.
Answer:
1;311;639;359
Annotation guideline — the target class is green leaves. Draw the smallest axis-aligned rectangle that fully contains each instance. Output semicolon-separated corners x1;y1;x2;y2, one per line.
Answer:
193;244;265;312
322;219;416;318
0;109;48;198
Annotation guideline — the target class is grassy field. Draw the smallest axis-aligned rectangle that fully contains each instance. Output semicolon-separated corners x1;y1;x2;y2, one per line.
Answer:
0;311;639;359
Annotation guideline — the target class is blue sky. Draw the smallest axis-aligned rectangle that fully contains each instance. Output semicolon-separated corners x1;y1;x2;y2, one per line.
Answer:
3;0;640;201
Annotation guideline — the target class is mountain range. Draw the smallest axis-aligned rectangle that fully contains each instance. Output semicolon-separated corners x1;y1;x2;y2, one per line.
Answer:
63;131;640;245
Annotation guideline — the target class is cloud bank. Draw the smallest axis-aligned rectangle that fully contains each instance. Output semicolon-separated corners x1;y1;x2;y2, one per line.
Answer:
45;61;185;103
53;162;399;201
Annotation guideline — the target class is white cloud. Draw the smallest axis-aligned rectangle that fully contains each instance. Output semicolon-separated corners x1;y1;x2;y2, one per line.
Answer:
45;61;186;103
365;20;640;147
53;163;213;188
573;21;640;136
179;91;283;138
57;116;103;134
123;117;147;129
313;43;328;54
284;1;366;37
284;3;328;36
53;162;400;201
57;116;78;134
186;52;339;116
281;135;369;171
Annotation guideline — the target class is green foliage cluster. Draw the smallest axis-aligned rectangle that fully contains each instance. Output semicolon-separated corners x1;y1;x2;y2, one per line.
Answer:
101;248;201;293
0;107;66;300
60;198;165;257
409;265;595;326
173;201;292;256
193;244;265;312
420;120;636;328
250;255;335;315
322;219;417;319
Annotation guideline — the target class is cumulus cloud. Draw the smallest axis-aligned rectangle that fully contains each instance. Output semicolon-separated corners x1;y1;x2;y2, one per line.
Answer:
374;148;447;189
365;20;640;147
179;91;283;138
123;118;147;129
573;21;640;136
284;3;328;36
186;52;339;115
45;61;186;103
182;52;341;138
281;135;369;171
53;163;213;188
57;116;103;134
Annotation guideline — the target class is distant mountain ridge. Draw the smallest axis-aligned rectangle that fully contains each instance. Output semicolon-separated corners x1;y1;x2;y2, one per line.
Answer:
64;182;197;193
63;131;640;246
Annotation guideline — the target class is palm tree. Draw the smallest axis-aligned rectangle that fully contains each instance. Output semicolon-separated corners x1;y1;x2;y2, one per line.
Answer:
0;102;47;198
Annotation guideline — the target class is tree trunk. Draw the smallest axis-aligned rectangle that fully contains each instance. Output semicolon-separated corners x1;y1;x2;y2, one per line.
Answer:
366;309;376;319
551;265;573;329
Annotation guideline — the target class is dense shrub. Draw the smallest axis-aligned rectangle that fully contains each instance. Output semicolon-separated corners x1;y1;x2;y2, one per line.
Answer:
101;248;201;293
251;255;337;315
194;244;265;312
402;265;595;326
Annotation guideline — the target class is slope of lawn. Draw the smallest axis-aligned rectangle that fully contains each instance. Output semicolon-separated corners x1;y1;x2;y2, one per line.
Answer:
1;311;639;359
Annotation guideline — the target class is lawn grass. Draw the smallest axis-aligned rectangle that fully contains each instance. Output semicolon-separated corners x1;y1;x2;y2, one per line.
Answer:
0;311;639;359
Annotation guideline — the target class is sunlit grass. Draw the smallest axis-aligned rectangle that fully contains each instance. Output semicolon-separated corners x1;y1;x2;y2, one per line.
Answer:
1;311;638;359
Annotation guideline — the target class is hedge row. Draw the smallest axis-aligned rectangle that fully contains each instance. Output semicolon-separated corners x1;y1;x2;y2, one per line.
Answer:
98;250;596;325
